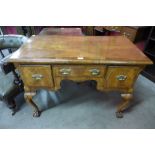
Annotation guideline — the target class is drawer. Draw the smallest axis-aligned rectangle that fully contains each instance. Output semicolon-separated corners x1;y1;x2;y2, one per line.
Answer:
53;65;106;77
19;65;53;88
105;66;142;89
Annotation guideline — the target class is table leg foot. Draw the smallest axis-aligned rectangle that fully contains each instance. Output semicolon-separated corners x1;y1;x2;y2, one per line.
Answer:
116;111;123;118
33;110;41;117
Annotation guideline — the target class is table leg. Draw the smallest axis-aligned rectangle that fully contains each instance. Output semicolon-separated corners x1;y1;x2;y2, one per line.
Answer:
24;92;41;117
116;93;133;118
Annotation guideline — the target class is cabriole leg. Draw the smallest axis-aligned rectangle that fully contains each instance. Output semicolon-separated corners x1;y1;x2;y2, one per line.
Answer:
24;92;41;117
116;93;133;118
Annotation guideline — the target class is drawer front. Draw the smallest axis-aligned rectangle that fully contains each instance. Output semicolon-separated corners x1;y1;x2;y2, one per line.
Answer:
105;66;141;89
19;65;53;88
53;65;106;77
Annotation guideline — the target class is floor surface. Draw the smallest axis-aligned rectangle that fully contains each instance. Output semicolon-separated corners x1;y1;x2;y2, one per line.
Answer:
0;75;155;129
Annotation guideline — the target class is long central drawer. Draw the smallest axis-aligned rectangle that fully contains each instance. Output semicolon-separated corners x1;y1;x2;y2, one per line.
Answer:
53;65;106;77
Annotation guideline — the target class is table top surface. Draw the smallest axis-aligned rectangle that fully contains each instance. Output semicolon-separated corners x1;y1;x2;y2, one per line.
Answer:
9;35;152;65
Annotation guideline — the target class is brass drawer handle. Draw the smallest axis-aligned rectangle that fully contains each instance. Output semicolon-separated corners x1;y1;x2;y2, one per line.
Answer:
60;68;71;75
32;74;43;80
116;75;127;81
89;69;100;76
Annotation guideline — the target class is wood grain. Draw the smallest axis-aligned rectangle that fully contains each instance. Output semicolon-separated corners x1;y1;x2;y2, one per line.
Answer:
19;65;54;89
9;35;152;65
105;66;143;89
53;65;106;77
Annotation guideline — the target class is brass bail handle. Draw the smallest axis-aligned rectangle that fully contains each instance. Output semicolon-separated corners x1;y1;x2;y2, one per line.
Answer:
116;75;127;81
32;74;43;80
60;68;71;75
89;69;100;75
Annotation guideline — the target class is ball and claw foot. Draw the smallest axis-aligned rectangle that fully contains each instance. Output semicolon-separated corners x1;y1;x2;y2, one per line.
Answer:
33;110;41;117
116;111;124;118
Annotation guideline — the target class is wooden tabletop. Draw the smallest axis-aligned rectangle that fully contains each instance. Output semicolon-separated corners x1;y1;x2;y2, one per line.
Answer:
9;35;152;65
